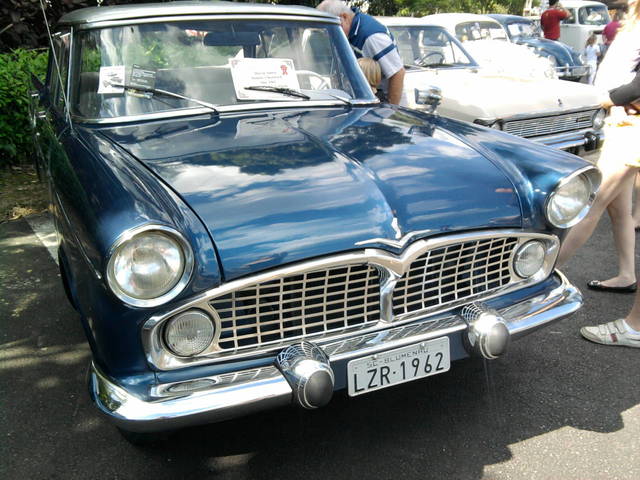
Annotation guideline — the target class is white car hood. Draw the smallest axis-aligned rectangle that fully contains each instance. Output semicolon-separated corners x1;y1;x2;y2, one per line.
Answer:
403;68;600;122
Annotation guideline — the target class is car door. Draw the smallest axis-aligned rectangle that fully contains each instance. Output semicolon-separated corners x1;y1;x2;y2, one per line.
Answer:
33;30;72;245
559;8;581;50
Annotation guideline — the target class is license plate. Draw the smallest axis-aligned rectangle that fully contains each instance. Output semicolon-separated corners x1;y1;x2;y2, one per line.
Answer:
347;337;450;397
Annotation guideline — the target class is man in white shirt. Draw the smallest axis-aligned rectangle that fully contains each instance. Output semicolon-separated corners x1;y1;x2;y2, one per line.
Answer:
317;0;405;104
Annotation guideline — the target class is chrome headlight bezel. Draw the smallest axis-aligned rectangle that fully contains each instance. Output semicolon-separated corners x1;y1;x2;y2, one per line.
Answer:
513;240;547;279
545;167;600;229
105;224;194;308
592;108;606;130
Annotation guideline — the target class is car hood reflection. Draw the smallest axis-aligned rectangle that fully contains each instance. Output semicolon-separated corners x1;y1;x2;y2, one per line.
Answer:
100;107;521;280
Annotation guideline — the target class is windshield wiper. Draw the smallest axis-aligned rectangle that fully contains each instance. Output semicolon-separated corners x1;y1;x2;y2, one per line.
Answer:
109;82;219;114
244;85;310;100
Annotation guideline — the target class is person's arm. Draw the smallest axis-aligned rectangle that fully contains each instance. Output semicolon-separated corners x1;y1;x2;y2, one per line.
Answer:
386;68;405;105
608;71;640;107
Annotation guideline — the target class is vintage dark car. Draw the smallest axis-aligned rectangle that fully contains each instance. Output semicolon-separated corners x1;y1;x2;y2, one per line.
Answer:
488;14;589;82
32;2;601;443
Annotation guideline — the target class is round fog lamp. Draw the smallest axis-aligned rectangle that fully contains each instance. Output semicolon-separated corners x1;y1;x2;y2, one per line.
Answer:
514;241;546;278
164;310;215;357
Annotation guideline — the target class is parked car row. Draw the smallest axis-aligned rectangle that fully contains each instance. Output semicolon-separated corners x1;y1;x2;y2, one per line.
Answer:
31;2;602;443
380;17;604;152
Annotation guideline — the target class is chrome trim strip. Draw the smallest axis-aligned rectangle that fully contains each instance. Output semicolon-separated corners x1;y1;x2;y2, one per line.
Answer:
89;363;292;433
92;270;580;432
142;230;559;370
502;270;582;338
105;224;195;308
499;105;601;122
531;128;602;149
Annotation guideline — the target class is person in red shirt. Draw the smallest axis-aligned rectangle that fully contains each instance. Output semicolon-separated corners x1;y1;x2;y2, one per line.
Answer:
541;0;569;40
603;11;623;45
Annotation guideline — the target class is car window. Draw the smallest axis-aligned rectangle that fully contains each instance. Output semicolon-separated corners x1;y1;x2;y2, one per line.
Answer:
388;26;474;67
454;21;508;42
578;6;609;26
507;22;538;38
71;19;371;119
49;31;71;113
562;9;577;24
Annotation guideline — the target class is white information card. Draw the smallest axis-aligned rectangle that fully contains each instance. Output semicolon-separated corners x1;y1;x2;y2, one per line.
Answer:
230;58;300;100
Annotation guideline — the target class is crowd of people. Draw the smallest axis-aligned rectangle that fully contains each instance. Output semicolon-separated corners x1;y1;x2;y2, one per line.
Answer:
319;0;640;348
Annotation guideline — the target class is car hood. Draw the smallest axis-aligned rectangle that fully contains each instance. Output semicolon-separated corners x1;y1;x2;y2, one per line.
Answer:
403;68;599;120
99;107;521;280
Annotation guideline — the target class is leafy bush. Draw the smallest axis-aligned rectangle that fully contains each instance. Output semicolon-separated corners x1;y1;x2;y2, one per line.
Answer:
0;48;48;167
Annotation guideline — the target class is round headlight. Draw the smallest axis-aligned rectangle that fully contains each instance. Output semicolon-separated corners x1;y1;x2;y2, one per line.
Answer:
514;241;546;278
593;108;606;130
106;226;192;306
164;310;215;357
546;174;593;228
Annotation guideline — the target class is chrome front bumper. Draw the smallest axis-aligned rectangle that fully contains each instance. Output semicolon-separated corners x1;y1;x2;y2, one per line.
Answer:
90;270;582;433
533;128;604;150
556;65;589;79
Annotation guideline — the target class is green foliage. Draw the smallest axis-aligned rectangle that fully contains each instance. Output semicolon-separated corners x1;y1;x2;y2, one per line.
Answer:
393;0;527;16
0;48;48;167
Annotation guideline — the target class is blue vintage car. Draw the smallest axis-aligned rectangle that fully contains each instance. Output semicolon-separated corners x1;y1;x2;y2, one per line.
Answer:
488;14;589;82
32;2;600;443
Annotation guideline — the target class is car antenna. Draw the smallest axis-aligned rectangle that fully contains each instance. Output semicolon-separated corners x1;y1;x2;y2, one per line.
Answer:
38;0;74;130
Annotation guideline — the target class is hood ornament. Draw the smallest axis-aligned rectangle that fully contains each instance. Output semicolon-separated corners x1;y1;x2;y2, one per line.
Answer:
557;98;563;107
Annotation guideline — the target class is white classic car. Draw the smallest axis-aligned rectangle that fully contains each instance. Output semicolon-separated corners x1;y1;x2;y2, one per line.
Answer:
378;17;605;152
421;12;558;80
558;0;610;51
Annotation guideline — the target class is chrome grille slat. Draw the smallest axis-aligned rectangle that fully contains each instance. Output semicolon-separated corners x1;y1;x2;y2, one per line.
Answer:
392;237;518;316
503;110;596;138
210;264;381;351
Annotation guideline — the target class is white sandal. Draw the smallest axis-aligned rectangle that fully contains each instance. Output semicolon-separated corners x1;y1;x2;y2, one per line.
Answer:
580;319;640;348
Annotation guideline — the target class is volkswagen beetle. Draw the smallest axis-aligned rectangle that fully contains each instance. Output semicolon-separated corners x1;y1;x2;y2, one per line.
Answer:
32;1;600;442
488;14;589;82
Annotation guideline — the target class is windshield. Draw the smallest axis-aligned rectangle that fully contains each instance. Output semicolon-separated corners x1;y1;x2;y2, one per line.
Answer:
506;21;539;39
388;26;474;67
454;21;508;42
72;19;373;119
578;6;610;26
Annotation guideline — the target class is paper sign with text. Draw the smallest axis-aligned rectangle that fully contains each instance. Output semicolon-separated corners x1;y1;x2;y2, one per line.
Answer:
97;66;125;94
230;58;300;100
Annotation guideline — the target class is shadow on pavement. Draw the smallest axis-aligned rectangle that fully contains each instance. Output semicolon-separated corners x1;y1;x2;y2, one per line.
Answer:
1;214;638;479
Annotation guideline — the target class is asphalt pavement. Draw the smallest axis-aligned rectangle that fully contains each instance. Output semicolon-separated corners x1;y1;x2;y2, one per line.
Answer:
1;205;639;479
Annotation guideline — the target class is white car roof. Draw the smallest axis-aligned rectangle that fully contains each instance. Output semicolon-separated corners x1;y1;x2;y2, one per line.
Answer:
558;1;608;8
422;13;503;32
377;16;441;27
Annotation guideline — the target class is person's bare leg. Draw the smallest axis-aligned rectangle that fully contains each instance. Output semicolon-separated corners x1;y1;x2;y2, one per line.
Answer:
557;165;636;267
633;172;640;229
595;174;637;287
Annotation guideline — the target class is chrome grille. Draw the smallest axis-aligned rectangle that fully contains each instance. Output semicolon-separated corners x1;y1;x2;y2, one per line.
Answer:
392;237;518;316
210;264;380;351
503;110;596;138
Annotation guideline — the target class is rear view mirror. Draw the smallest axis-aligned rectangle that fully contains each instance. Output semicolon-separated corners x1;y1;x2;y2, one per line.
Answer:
203;31;260;47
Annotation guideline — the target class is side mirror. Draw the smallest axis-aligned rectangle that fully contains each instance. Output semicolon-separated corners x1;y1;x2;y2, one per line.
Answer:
415;86;442;114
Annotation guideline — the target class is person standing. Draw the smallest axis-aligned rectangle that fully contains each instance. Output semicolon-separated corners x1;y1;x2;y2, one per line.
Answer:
541;0;569;40
584;33;600;84
556;0;640;346
316;0;405;104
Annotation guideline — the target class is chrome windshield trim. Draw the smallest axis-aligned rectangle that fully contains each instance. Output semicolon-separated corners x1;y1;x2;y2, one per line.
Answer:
74;14;339;30
142;230;560;370
72;100;378;125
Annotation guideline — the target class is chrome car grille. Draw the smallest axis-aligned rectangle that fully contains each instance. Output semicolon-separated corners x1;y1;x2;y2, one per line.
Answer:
392;237;517;316
210;264;381;351
503;110;596;138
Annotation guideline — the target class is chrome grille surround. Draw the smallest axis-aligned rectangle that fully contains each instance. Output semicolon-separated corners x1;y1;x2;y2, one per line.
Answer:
392;237;518;318
210;264;381;351
142;230;559;370
503;109;597;138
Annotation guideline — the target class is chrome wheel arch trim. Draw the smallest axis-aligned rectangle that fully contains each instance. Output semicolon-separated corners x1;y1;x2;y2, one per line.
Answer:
141;229;560;370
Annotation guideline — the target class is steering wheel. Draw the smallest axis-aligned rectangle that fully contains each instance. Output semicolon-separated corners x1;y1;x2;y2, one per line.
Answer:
416;51;445;67
296;70;330;90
